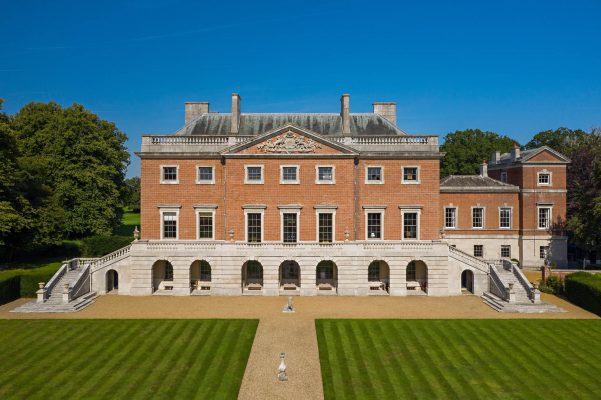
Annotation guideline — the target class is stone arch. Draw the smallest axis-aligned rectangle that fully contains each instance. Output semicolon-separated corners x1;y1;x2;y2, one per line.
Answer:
461;269;474;294
242;260;263;292
368;260;390;293
106;269;119;293
152;260;174;292
316;260;337;293
190;260;212;292
406;260;428;293
279;260;301;291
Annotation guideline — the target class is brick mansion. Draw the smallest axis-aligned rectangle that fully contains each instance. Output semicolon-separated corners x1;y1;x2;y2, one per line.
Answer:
28;94;571;311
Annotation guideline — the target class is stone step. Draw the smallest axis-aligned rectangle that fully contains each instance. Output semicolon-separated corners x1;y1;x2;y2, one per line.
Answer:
10;292;97;313
482;292;565;313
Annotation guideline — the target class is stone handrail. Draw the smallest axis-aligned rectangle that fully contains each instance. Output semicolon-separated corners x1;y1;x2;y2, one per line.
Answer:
40;263;68;302
506;259;540;303
489;264;510;301
330;136;438;145
448;245;490;274
67;264;91;302
90;244;132;271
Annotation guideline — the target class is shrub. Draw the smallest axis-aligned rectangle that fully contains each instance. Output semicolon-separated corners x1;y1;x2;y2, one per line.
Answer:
0;276;21;305
545;275;564;295
0;262;63;298
565;272;601;316
81;235;132;257
511;258;520;267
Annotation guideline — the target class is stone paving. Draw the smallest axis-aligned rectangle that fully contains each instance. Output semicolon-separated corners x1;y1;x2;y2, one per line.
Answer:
1;294;597;400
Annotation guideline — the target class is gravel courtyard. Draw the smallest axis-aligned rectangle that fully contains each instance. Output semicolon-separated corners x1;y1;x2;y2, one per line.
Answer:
1;294;596;400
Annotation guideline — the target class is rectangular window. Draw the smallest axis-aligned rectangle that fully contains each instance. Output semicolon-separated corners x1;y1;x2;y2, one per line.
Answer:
501;245;511;258
540;246;549;259
367;213;382;239
198;212;213;239
445;207;457;229
162;212;177;239
538;207;551;229
247;213;262;242
197;166;214;183
402;167;419;183
474;245;484;258
318;213;333;243
366;166;383;183
282;213;298;243
245;166;263;183
281;166;298;183
500;171;508;183
538;173;551;185
161;166;178;183
499;208;511;229
317;166;334;182
403;212;418;239
472;207;484;228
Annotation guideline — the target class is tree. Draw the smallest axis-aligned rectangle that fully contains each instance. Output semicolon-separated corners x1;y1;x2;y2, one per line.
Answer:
440;129;519;177
11;102;130;237
124;177;140;212
524;127;588;156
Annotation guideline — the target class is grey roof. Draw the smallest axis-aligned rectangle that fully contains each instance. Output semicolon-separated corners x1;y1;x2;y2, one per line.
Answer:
497;146;571;165
440;175;519;192
176;113;406;137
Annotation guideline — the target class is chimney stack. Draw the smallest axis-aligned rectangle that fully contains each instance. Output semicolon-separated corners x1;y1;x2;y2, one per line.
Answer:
479;160;488;177
341;94;351;135
490;150;500;164
373;102;397;126
511;144;521;161
185;102;209;125
231;93;241;134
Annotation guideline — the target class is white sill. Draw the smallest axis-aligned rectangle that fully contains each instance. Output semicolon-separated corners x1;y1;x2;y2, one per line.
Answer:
196;180;215;185
316;180;335;185
365;181;384;185
160;181;179;184
280;181;300;185
245;181;264;185
401;180;421;185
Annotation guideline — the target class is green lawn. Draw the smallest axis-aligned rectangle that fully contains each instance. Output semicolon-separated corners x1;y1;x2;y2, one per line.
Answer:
0;319;257;400
316;319;601;399
113;209;140;236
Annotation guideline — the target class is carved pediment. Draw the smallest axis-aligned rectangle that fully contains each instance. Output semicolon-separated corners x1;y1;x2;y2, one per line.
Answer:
256;131;321;154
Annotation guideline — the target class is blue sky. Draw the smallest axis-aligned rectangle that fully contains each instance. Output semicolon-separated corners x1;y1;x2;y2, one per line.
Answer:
1;0;600;177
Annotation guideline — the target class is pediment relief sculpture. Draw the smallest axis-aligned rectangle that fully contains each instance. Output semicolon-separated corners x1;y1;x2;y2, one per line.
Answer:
256;131;322;153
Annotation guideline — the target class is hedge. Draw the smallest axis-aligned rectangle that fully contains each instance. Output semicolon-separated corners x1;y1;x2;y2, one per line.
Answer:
0;262;62;299
0;276;21;305
564;272;601;316
81;235;132;257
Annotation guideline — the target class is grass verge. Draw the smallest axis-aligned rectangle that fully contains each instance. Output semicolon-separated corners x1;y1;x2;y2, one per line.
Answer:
0;319;258;400
316;319;601;399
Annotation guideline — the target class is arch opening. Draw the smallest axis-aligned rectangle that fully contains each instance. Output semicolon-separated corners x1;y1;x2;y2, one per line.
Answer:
316;260;337;293
406;260;428;294
461;270;474;294
106;269;119;293
152;260;174;292
279;260;300;293
191;260;212;293
242;261;263;292
368;261;390;294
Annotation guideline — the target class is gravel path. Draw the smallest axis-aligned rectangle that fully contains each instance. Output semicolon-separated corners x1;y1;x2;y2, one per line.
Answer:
1;294;596;400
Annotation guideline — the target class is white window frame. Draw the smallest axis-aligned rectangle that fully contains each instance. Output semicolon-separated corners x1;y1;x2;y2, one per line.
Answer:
501;245;511;258
244;164;264;184
500;171;508;183
280;210;301;243
401;166;421;184
365;165;384;184
315;210;336;243
280;165;300;184
315;165;336;184
159;207;180;240
499;207;512;229
444;206;457;229
401;209;421;240
195;208;216;240
364;209;385;240
196;165;215;185
160;165;179;184
537;170;552;186
537;206;552;230
471;206;485;229
244;209;265;242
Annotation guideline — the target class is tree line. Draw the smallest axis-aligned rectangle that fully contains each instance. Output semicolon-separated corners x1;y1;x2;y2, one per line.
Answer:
441;127;601;255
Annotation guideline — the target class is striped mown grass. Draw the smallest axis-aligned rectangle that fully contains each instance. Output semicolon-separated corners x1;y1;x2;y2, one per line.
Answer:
0;319;257;400
316;319;601;400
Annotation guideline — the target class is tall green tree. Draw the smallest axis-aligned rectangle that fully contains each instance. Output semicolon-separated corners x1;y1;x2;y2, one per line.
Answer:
440;129;519;177
12;102;130;237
